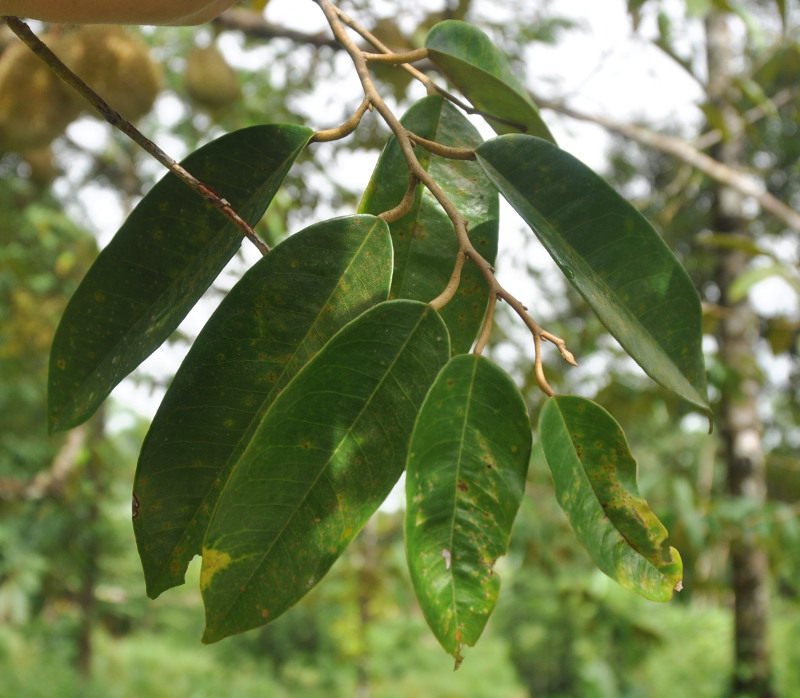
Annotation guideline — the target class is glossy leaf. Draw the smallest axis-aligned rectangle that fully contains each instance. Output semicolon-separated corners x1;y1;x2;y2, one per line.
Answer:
425;20;555;142
359;95;498;354
539;395;683;601
476;135;710;416
200;300;450;643
48;124;313;432
133;215;392;598
405;354;531;666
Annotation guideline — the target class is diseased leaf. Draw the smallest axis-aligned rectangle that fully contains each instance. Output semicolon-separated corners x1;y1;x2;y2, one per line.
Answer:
476;135;710;416
405;355;531;666
201;300;450;643
133;215;392;598
539;395;683;601
48;124;313;432
425;20;555;142
359;95;498;354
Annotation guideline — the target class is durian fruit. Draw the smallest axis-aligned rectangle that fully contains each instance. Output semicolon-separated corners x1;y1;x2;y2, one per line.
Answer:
60;26;163;121
0;38;81;152
184;45;241;110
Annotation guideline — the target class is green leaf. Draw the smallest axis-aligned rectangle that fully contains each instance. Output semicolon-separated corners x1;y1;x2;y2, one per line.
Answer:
200;300;450;643
776;0;787;27
538;395;683;601
425;20;555;142
48;124;313;432
405;354;531;666
476;135;710;416
133;215;392;598
359;95;498;354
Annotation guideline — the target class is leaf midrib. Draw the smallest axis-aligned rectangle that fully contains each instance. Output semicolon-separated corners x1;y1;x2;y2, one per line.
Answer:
209;303;433;631
151;218;388;590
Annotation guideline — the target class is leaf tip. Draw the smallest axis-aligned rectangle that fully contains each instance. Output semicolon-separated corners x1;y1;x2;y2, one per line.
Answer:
201;626;221;645
452;645;464;671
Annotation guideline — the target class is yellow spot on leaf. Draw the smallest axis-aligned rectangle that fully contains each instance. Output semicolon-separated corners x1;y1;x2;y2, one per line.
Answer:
200;548;233;592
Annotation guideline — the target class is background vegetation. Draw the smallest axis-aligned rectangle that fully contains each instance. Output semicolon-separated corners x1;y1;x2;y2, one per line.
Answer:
1;0;798;695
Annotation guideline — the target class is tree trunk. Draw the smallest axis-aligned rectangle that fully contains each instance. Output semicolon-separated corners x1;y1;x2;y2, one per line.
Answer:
705;13;775;698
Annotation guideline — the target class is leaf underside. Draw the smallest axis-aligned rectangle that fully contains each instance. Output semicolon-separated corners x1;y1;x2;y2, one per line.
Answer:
539;395;683;601
425;20;555;142
133;215;393;598
405;354;532;665
359;95;498;354
200;300;450;643
48;124;313;432
476;134;710;416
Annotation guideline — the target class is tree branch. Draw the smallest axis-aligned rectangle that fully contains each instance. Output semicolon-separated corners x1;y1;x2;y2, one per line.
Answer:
0;426;86;501
536;95;800;232
3;16;272;255
213;7;342;49
315;0;575;392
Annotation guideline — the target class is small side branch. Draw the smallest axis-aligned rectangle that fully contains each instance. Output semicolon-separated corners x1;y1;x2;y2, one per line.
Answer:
4;16;270;256
498;289;577;396
429;249;469;310
378;172;419;223
472;292;498;356
364;48;429;64
331;8;527;131
408;133;476;160
214;7;342;49
312;98;371;142
536;94;800;233
315;0;577;395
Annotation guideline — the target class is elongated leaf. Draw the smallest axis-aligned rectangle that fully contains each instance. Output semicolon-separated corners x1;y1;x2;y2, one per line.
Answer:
133;215;392;598
359;95;498;354
405;354;531;666
200;300;450;643
776;0;787;28
425;20;555;142
476;135;710;416
48;124;313;432
539;395;683;601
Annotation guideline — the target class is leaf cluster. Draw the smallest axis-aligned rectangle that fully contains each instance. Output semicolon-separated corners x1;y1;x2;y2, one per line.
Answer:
13;7;712;664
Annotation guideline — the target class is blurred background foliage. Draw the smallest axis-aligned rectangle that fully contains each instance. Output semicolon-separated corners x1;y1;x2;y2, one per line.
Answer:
1;0;798;695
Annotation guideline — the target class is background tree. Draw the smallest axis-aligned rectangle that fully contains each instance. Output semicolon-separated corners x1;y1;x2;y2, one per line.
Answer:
534;3;799;696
